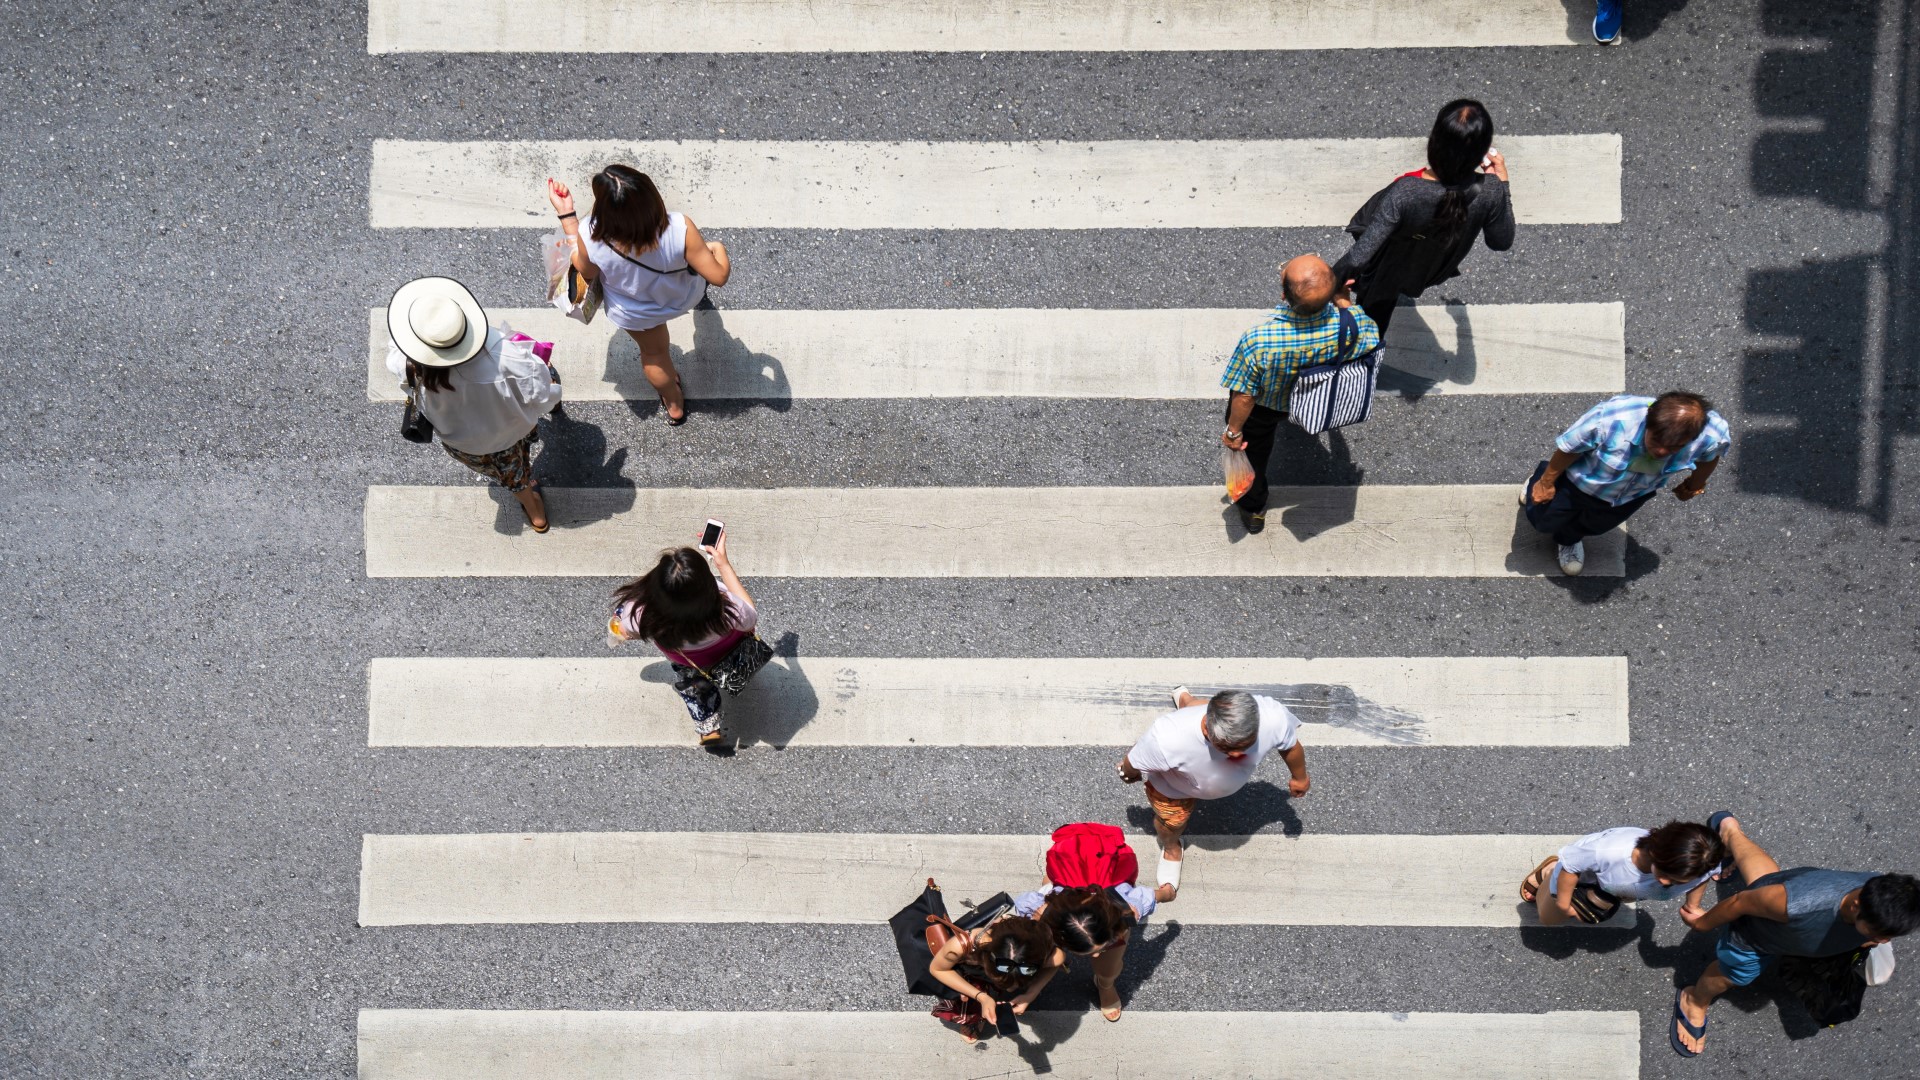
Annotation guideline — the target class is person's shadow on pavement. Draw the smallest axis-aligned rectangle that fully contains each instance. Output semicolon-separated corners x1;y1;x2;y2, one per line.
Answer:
1125;780;1303;848
1223;427;1364;543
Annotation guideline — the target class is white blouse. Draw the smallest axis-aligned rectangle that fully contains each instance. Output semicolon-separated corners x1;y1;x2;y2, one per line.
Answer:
387;327;562;455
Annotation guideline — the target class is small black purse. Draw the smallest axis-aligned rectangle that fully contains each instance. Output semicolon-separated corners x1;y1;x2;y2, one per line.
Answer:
702;634;775;695
401;370;436;444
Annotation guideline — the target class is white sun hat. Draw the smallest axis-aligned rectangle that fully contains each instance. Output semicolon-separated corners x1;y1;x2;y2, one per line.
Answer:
387;276;487;367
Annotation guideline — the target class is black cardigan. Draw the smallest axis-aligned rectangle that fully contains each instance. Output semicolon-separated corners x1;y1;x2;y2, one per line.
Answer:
1331;175;1515;299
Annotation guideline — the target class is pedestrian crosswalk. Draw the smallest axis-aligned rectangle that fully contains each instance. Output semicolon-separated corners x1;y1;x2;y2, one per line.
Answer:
369;136;1622;230
357;1009;1640;1080
364;484;1625;578
368;0;1595;53
368;655;1629;747
357;1;1662;1073
358;831;1634;928
366;303;1628;401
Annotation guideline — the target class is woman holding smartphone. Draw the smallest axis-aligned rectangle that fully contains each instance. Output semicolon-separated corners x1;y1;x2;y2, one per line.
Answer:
608;525;758;749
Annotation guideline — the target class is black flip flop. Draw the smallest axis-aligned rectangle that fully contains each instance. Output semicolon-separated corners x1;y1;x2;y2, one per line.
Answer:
665;375;688;426
1669;990;1706;1057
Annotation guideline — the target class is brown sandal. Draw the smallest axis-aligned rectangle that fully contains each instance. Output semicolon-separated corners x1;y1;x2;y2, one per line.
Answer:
1520;856;1558;903
522;488;550;534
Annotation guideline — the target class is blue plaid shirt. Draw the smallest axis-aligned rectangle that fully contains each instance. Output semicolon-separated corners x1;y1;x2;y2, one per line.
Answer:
1221;304;1382;412
1557;395;1731;506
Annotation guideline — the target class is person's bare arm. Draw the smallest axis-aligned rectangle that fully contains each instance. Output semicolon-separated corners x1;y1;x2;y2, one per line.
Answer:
546;179;600;280
701;528;754;609
683;218;731;286
1681;883;1787;933
1008;951;1065;1014
1279;742;1310;797
1674;457;1719;500
1222;392;1258;449
929;939;1000;1023
1529;448;1583;505
1117;754;1142;783
1551;867;1581;919
1680;878;1713;922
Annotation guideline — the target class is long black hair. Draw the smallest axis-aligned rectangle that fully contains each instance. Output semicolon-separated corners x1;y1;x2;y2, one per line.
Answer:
611;547;733;650
590;164;671;256
1425;99;1495;240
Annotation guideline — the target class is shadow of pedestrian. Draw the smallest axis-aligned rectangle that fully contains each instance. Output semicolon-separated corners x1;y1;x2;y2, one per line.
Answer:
1556;0;1693;42
1220;427;1364;542
1126;781;1303;846
1376;302;1477;401
1503;502;1661;600
608;303;797;420
490;407;636;533
999;1008;1087;1072
718;632;820;750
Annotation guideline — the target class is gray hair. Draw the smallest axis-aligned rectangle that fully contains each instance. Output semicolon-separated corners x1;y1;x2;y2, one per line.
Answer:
1204;690;1260;747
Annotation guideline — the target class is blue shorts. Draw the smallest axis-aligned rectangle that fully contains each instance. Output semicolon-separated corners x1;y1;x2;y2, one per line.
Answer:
1714;929;1776;986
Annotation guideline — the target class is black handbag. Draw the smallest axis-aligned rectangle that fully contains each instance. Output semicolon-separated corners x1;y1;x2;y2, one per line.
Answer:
889;879;1015;997
672;633;775;695
401;370;435;444
1776;951;1868;1027
1568;882;1622;924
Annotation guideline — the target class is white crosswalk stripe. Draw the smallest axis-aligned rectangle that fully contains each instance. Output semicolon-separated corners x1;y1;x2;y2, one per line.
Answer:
368;303;1627;402
364;484;1624;579
368;655;1629;748
368;0;1592;54
369;136;1622;230
358;831;1634;927
356;1009;1640;1080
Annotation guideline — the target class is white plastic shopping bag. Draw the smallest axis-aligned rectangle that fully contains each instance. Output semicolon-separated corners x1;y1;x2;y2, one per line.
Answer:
543;229;601;324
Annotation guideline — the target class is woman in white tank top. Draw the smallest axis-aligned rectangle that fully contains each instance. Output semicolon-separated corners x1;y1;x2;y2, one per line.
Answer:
547;165;731;425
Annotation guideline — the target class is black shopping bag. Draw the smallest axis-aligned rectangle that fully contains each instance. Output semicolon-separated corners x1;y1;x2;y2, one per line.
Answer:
889;879;1014;997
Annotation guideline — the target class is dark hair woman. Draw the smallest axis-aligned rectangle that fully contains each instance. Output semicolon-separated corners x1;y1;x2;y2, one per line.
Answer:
928;915;1063;1042
545;164;731;426
1012;822;1175;1022
1332;99;1516;333
608;529;757;748
1519;821;1728;927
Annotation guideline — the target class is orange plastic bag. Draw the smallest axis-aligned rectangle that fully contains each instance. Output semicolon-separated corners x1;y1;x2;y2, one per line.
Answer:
1221;447;1254;502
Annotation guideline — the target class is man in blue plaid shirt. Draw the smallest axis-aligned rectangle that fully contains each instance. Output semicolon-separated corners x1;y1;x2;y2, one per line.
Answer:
1220;255;1382;533
1525;391;1730;574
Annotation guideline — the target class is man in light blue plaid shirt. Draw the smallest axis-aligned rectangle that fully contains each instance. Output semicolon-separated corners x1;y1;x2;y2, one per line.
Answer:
1220;255;1381;533
1525;392;1730;574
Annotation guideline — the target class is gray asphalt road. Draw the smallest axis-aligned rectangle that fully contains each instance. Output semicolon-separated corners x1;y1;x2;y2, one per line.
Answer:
4;0;1918;1076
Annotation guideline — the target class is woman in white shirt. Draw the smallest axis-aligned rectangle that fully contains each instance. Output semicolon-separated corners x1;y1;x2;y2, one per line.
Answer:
1520;820;1727;926
545;165;731;426
386;277;562;531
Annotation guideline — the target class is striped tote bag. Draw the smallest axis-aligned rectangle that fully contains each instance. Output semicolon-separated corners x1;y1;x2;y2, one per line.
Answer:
1286;307;1382;435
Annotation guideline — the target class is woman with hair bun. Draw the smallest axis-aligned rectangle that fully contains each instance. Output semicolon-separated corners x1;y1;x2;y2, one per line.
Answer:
1333;98;1516;333
1520;820;1729;927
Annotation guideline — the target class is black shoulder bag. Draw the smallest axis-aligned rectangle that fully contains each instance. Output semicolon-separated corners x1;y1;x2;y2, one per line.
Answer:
401;369;435;444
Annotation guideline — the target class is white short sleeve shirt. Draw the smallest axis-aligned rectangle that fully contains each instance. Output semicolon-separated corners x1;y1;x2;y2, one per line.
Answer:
1552;827;1714;901
1125;695;1300;801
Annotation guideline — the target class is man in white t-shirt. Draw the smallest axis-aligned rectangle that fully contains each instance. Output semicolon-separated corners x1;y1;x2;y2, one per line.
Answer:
1117;689;1309;894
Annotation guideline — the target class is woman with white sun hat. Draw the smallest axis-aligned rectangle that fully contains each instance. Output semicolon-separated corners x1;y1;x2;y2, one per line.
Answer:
385;276;563;532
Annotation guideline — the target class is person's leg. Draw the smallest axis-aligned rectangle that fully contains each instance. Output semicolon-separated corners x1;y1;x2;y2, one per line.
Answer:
1567;487;1652;544
626;324;685;421
1146;783;1193;861
1354;280;1398;334
1594;0;1623;45
1233;403;1285;518
1092;937;1127;1019
1678;936;1770;1056
671;667;726;744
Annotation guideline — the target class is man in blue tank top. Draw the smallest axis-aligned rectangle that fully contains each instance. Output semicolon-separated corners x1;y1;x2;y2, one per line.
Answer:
1671;813;1920;1057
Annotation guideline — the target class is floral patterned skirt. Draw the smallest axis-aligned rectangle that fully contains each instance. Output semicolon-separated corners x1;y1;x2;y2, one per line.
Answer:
443;431;537;492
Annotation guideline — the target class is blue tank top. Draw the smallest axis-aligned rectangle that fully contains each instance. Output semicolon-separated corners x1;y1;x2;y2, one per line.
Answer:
1727;867;1875;958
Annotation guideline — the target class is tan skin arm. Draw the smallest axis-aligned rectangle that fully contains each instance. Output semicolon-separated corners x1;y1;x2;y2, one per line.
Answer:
1529;448;1583;505
1673;457;1718;500
1550;867;1581;918
700;529;753;610
681;218;730;286
545;180;730;286
1680;877;1714;922
1680;883;1787;933
1279;742;1311;797
928;936;1064;1022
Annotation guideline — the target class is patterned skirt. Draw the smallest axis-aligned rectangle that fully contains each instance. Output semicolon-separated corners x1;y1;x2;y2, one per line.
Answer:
443;431;537;492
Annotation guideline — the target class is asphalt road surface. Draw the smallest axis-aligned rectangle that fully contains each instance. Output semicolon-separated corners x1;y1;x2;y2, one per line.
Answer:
3;0;1918;1076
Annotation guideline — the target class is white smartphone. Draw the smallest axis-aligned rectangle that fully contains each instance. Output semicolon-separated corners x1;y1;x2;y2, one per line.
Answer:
700;519;724;548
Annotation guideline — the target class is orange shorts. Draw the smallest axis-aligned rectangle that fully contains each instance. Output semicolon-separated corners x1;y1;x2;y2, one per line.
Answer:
1144;782;1196;831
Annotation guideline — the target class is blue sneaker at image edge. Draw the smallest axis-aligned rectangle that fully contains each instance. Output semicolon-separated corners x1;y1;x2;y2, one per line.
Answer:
1594;0;1623;43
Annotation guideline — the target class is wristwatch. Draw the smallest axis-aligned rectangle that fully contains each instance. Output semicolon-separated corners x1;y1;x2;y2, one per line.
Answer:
1224;428;1242;441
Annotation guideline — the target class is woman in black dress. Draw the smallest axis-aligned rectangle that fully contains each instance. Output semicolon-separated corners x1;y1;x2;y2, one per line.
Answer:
1333;99;1516;333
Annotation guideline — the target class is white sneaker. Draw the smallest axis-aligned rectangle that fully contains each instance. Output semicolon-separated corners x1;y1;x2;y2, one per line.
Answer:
1557;541;1585;576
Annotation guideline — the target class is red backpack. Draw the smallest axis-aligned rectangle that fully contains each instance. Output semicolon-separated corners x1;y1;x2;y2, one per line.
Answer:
1044;823;1139;889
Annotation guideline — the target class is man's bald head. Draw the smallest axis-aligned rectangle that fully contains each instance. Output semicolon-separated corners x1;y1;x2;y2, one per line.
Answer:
1281;256;1336;313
